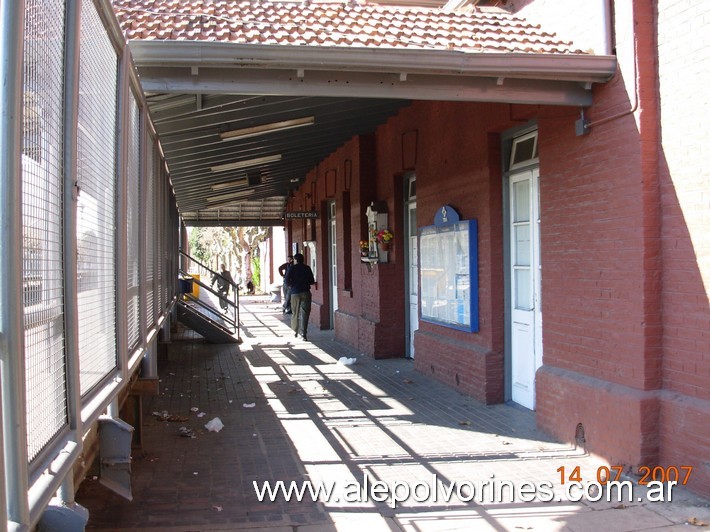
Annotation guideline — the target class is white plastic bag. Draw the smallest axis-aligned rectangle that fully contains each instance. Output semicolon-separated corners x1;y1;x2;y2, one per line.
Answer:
338;357;357;366
204;417;224;432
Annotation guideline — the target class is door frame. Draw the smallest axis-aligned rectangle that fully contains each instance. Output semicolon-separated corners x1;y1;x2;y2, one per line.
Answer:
403;172;417;358
502;123;541;404
327;200;338;329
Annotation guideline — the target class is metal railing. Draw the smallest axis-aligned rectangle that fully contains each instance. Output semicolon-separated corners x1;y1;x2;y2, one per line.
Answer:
179;250;240;341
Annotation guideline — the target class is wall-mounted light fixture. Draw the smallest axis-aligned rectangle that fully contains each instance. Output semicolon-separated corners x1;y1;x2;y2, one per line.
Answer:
219;116;315;141
210;154;281;173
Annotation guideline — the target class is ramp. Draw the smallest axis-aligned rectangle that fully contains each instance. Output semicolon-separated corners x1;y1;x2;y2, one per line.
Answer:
177;301;240;344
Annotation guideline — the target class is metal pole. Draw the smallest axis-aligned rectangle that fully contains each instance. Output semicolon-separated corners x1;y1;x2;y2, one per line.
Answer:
0;0;31;528
115;31;130;386
106;398;120;419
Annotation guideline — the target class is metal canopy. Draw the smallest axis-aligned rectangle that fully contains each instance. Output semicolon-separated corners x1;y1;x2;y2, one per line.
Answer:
131;42;616;225
148;92;408;224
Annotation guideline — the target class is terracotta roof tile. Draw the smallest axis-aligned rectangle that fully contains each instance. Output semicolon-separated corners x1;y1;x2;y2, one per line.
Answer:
113;0;584;54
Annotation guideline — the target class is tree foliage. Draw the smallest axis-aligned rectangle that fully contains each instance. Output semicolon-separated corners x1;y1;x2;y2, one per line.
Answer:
187;226;271;287
187;227;210;264
224;226;271;283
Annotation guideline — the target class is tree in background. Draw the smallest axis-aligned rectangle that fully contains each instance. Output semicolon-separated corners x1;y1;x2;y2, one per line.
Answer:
187;226;210;264
187;226;270;290
188;227;232;270
224;226;270;288
251;253;261;288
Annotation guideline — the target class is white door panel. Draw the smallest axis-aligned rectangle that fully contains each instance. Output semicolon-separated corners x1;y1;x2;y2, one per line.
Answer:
509;168;541;409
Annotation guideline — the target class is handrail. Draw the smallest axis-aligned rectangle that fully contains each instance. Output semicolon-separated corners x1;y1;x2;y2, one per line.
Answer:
179;268;238;333
178;250;240;341
179;250;238;289
180;294;234;332
181;275;236;329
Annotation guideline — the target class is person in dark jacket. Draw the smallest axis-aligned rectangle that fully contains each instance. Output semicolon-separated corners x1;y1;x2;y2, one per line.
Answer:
211;263;235;312
283;253;315;341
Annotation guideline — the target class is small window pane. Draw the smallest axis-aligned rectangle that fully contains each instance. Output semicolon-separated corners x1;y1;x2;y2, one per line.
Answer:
514;225;531;267
513;181;530;222
510;131;538;169
515;268;532;310
513;137;535;164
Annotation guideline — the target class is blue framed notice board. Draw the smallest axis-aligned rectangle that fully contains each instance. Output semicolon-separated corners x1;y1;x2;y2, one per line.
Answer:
419;214;478;332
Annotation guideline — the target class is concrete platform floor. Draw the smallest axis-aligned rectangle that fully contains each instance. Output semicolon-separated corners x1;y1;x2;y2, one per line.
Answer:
76;297;710;531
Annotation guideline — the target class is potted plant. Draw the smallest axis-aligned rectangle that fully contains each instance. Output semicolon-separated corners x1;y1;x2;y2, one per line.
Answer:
359;240;370;257
376;229;394;251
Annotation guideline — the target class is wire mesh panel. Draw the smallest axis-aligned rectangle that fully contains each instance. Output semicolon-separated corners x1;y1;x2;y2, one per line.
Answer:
168;196;176;305
166;197;176;306
126;91;141;351
22;0;68;462
163;174;171;308
76;0;118;395
156;167;164;314
145;135;155;330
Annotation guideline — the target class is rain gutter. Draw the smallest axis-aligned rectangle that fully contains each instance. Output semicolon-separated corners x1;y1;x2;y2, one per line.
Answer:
130;41;617;83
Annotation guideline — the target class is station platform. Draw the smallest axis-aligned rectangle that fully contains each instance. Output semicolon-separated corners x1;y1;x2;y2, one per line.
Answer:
76;296;710;531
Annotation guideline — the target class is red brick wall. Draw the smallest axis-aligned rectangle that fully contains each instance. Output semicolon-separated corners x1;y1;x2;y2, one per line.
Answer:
537;366;660;465
657;1;710;403
367;100;518;394
535;0;710;497
535;0;661;467
289;99;513;375
659;394;710;496
283;0;710;495
656;0;710;494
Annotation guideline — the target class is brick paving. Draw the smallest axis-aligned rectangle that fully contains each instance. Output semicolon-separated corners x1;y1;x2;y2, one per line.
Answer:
76;297;710;531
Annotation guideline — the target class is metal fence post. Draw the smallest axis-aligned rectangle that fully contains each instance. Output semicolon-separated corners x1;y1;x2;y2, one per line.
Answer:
0;0;31;528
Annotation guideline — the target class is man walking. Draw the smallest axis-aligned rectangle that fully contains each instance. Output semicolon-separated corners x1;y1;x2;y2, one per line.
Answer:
284;253;315;341
278;255;294;314
211;263;235;312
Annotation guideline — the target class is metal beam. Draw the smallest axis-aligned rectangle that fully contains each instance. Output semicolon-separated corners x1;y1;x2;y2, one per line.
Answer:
156;99;405;149
136;66;596;106
185;219;286;227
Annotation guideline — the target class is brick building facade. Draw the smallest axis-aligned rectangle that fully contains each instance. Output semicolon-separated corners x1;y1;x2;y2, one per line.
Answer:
284;0;710;496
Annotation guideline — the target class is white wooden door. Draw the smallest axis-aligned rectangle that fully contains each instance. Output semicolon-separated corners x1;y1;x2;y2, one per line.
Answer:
510;168;542;409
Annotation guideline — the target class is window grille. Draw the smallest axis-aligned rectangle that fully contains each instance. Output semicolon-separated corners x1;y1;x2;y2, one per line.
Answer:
126;91;141;351
76;0;118;395
22;0;68;462
145;135;155;329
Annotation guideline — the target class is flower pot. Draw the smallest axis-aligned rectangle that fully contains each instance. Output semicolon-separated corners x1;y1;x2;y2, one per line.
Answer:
379;241;391;252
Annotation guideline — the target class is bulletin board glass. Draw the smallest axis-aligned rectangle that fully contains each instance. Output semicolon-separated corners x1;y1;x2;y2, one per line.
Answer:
419;220;478;332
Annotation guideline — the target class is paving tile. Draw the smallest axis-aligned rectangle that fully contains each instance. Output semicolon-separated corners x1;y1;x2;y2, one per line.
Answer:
75;297;710;531
565;505;674;532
